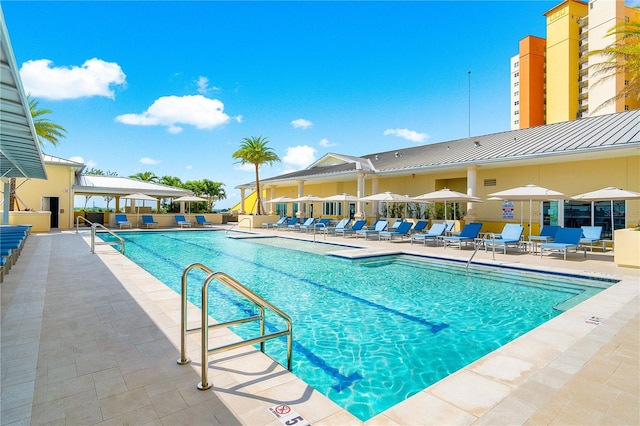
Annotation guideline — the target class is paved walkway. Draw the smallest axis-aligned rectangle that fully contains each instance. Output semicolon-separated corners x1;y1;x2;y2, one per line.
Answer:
1;229;638;425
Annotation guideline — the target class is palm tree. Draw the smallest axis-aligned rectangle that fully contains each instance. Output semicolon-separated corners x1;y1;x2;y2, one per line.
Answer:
587;19;640;113
129;171;159;182
232;136;280;215
9;96;67;210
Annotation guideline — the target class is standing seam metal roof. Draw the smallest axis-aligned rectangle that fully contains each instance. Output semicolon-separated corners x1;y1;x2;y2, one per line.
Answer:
255;110;639;185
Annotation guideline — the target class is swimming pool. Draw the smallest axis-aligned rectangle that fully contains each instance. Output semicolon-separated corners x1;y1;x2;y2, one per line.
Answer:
102;230;615;420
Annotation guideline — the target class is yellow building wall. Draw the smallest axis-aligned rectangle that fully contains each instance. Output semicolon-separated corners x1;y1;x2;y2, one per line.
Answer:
545;0;587;124
13;163;76;230
262;154;639;232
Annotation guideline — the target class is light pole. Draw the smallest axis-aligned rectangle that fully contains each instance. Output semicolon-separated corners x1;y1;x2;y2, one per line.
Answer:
468;71;471;138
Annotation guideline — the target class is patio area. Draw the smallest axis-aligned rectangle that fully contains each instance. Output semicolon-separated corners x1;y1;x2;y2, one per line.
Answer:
1;227;638;425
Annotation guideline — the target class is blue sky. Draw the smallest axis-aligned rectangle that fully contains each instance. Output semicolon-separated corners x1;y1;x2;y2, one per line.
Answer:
1;1;578;209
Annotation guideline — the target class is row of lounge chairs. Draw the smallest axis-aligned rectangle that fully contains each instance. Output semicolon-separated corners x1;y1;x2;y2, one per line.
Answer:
0;225;31;283
114;214;213;229
264;217;602;261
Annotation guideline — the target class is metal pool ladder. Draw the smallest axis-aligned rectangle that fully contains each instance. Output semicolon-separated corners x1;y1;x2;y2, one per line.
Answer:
76;216;125;254
177;263;293;390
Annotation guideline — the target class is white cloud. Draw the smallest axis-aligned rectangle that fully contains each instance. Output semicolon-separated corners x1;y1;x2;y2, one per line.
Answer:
319;138;336;148
283;145;316;169
85;160;97;168
185;164;193;170
115;95;231;133
20;58;126;100
196;76;219;94
140;157;161;165
291;118;313;129
383;128;429;143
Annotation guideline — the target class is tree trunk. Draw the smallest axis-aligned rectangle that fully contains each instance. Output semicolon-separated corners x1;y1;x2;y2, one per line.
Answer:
254;164;263;215
9;178;16;211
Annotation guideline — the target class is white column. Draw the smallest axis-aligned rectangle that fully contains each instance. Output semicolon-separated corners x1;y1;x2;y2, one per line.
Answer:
296;180;304;217
267;186;275;215
239;188;246;214
355;173;366;219
466;165;478;220
371;176;379;218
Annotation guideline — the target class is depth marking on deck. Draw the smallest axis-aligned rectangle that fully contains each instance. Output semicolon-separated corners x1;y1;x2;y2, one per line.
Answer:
269;404;311;426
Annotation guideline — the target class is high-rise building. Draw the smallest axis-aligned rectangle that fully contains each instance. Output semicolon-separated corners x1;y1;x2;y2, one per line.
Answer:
510;36;546;130
511;0;639;129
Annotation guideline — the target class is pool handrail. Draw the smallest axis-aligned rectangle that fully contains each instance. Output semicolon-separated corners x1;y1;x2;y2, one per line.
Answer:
226;217;252;234
178;263;293;391
76;215;125;254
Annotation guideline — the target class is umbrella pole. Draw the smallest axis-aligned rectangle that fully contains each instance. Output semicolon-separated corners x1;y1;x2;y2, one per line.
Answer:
611;199;615;241
529;199;533;237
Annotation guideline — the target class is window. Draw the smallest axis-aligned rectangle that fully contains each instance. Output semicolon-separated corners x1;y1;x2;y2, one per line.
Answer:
514;72;519;77
514;100;519;106
625;80;629;86
514;81;519;87
514;120;519;125
514;110;519;116
514;61;519;68
557;200;626;240
625;105;629;111
322;202;342;217
514;91;519;96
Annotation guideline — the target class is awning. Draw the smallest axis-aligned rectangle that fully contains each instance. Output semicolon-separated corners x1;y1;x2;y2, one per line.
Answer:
0;8;47;180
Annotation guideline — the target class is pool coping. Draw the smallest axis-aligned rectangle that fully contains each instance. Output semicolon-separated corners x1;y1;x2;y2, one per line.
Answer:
89;228;639;425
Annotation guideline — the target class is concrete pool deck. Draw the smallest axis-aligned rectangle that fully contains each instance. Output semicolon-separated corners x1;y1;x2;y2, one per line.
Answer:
1;227;638;425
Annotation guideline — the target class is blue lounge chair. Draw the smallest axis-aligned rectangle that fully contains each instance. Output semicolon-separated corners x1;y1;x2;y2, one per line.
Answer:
115;214;132;229
410;223;448;245
175;215;192;228
263;216;289;229
529;225;560;243
276;217;297;230
195;215;213;227
580;226;604;252
300;218;329;232
410;220;429;234
290;217;314;231
325;218;350;235
141;215;158;228
443;222;483;249
355;220;388;239
540;228;586;260
484;224;524;254
336;219;367;237
443;221;455;235
379;221;413;241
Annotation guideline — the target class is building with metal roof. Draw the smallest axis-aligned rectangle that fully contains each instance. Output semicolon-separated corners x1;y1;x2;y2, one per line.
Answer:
237;109;640;236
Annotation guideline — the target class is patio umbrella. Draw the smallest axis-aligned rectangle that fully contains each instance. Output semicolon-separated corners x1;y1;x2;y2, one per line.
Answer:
322;193;360;218
291;195;324;217
488;184;564;237
266;196;294;216
413;188;481;221
173;195;207;214
571;187;640;240
360;192;415;219
122;193;158;226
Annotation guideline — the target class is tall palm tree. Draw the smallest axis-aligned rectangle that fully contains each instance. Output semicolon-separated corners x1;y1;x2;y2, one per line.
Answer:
9;96;67;210
232;136;280;215
588;19;640;113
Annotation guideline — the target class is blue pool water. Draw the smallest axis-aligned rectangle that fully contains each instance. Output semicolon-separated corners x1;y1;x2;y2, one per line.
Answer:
102;230;614;420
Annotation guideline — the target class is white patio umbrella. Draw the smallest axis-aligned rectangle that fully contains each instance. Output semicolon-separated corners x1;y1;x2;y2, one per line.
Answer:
571;187;640;240
291;195;324;217
360;192;415;219
266;196;294;216
488;184;564;237
266;196;294;203
173;195;207;214
122;193;158;226
413;188;482;221
322;193;360;218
